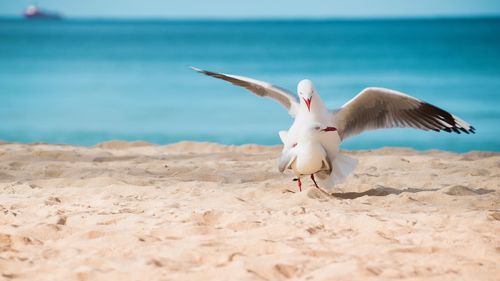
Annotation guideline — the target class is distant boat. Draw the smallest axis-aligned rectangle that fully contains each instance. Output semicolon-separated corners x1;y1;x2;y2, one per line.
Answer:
23;5;62;20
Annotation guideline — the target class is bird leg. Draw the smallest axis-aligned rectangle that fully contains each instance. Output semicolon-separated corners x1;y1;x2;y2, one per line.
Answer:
293;177;302;192
310;174;320;189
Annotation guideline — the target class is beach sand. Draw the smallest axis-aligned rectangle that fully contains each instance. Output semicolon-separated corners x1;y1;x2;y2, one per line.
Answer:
0;141;498;280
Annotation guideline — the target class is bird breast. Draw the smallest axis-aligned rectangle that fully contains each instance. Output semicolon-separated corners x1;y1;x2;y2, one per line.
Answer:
291;142;327;175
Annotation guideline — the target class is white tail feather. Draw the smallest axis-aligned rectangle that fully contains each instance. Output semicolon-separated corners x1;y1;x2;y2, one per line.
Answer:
317;153;358;191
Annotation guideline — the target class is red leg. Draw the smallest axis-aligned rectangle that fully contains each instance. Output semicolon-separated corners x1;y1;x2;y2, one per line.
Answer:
311;174;319;189
297;177;302;192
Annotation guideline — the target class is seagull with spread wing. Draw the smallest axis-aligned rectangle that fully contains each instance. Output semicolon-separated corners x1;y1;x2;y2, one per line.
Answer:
191;67;475;191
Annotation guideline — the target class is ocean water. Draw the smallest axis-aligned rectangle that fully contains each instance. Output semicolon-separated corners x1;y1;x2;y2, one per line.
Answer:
1;18;499;152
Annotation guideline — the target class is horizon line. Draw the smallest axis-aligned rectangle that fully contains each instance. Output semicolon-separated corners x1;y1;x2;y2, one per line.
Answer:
1;14;500;21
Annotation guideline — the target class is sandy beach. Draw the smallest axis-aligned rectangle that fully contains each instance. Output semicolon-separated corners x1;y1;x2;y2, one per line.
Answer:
0;141;498;280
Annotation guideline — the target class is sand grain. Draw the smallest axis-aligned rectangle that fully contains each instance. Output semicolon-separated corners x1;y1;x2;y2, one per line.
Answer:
0;141;498;280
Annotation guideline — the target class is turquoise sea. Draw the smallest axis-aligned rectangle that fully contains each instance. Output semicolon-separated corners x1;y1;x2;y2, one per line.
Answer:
1;18;499;152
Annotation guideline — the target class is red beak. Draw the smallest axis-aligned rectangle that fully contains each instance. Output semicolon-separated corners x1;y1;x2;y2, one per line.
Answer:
302;97;312;111
321;126;337;132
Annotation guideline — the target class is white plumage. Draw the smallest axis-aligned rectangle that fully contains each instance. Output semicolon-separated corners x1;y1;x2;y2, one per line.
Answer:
278;124;332;176
192;67;474;191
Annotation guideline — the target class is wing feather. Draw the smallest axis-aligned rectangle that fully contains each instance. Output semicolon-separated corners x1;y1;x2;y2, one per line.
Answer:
191;67;299;116
333;87;475;140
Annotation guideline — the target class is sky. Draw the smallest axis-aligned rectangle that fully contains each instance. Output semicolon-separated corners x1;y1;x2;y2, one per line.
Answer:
1;0;500;18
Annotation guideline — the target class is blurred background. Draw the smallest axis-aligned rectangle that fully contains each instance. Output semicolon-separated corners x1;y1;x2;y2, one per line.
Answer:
1;1;499;152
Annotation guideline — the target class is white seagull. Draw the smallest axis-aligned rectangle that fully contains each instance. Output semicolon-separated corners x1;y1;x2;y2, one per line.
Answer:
278;123;338;191
191;67;475;191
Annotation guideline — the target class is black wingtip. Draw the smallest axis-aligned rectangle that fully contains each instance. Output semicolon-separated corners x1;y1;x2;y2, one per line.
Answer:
440;125;476;135
457;125;476;134
459;127;469;134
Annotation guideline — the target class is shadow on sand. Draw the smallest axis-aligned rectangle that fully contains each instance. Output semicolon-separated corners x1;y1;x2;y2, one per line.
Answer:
330;185;496;200
330;186;438;200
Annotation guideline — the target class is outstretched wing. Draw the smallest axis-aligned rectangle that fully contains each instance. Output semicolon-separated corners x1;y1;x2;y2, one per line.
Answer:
191;67;299;116
333;87;475;140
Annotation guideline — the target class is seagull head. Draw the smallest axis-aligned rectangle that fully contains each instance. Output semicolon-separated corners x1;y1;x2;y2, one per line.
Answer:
308;123;338;136
298;123;338;142
297;79;316;112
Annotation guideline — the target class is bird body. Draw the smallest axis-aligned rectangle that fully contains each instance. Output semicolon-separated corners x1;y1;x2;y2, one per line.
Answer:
278;123;338;191
291;141;327;176
274;80;352;189
279;124;332;176
191;67;474;191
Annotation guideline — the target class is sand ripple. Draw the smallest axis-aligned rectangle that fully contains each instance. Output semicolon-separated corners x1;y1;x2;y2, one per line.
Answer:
0;142;498;280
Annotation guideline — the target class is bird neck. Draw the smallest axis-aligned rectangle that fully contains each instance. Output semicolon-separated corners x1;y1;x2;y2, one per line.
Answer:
300;94;328;116
299;103;328;118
